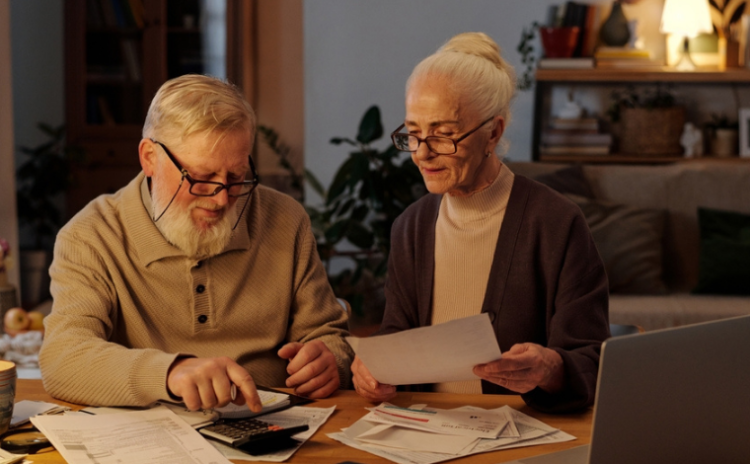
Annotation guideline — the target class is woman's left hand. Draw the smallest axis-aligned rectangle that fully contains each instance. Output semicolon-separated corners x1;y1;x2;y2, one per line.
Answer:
473;343;564;394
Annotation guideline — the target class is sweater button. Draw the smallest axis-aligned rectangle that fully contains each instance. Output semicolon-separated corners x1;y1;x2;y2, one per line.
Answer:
196;284;205;293
198;315;208;324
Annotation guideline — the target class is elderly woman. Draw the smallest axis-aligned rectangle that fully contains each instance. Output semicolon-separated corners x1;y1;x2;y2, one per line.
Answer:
351;32;609;413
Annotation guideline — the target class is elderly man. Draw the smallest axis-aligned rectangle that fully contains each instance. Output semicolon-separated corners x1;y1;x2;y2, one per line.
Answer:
40;75;353;412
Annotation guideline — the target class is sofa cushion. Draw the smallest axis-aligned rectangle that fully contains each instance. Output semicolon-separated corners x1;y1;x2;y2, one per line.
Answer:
567;195;667;294
693;207;750;295
532;164;595;198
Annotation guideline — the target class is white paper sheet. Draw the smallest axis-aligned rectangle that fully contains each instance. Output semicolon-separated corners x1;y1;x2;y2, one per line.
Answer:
328;404;576;464
365;403;509;438
10;400;66;428
347;313;501;385
208;406;336;462
31;408;232;464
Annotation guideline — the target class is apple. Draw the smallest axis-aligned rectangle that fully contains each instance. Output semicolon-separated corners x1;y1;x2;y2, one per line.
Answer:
4;308;30;335
27;311;45;331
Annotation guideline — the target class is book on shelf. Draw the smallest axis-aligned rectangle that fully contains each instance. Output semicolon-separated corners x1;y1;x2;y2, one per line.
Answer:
127;0;145;28
541;131;612;146
596;58;663;69
540;145;610;155
120;38;142;81
549;117;599;131
97;0;119;27
594;47;651;59
538;57;595;69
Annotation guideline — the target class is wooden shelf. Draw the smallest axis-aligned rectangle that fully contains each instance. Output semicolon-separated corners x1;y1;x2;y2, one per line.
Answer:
535;68;750;83
539;154;750;164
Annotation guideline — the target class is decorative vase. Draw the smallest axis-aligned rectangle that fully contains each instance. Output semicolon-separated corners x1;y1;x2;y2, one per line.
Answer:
600;1;631;47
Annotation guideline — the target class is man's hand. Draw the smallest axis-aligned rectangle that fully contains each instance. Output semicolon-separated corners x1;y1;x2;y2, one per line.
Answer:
351;355;396;403
473;343;565;394
278;340;340;399
167;357;262;412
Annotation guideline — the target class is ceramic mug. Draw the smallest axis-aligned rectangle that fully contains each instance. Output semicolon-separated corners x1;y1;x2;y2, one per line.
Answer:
0;360;16;436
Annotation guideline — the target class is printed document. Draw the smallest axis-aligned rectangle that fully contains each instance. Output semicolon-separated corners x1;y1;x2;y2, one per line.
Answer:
328;403;575;464
31;408;231;464
366;403;509;438
347;313;501;385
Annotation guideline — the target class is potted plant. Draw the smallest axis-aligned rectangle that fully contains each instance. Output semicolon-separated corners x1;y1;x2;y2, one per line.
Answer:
260;107;426;325
15;123;83;307
607;85;685;156
703;114;739;157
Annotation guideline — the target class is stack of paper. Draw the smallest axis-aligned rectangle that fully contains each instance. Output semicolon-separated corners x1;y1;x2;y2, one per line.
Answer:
328;403;575;464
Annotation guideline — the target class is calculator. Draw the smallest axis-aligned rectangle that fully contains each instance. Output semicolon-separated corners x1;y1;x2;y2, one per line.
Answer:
198;417;309;448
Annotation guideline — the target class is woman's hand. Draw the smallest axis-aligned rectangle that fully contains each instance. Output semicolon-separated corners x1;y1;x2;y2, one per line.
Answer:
351;355;396;402
473;343;565;394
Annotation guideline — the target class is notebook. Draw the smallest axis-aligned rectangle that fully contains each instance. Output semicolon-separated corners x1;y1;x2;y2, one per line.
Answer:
506;315;750;464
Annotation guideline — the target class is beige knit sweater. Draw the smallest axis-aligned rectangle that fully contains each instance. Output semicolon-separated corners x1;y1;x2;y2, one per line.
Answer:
432;165;514;394
40;173;353;407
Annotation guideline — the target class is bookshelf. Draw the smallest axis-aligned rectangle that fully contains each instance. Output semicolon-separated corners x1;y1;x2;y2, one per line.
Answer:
531;67;750;164
64;0;242;217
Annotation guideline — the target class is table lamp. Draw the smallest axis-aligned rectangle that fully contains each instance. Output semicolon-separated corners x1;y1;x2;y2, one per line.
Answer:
660;0;713;71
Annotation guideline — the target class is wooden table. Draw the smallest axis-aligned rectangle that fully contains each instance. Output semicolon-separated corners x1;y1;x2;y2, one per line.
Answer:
16;379;592;463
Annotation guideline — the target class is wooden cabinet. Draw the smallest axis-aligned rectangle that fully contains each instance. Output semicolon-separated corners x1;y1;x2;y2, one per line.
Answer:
64;0;243;216
531;68;750;164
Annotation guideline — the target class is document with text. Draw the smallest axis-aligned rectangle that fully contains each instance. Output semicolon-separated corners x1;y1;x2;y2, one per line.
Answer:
31;408;231;464
346;313;501;385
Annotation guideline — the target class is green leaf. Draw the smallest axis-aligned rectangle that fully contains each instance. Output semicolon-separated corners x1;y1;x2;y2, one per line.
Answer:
330;137;358;146
346;221;374;249
337;198;356;217
325;219;348;244
349;152;370;188
326;156;354;205
352;205;369;222
356;106;383;144
304;169;326;198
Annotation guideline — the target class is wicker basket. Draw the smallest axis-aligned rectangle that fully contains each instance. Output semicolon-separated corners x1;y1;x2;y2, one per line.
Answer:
617;106;686;156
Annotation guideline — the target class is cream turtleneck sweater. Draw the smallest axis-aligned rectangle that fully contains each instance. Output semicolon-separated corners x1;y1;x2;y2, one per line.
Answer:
432;163;515;394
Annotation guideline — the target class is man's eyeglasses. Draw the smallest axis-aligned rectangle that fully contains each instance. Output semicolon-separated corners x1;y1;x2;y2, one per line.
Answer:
151;139;258;197
390;117;494;155
150;139;259;230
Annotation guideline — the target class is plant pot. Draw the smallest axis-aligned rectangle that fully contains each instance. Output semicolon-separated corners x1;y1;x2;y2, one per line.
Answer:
19;250;52;308
617;107;686;156
707;128;738;157
540;27;580;58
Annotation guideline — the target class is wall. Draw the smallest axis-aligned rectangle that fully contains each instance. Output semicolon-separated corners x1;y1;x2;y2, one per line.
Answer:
303;0;667;202
0;0;19;288
10;0;64;249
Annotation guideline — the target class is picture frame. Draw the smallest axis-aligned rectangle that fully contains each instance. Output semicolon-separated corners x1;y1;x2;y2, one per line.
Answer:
738;108;750;157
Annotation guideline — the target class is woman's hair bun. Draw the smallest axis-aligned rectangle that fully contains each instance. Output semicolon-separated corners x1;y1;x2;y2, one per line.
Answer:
439;32;505;71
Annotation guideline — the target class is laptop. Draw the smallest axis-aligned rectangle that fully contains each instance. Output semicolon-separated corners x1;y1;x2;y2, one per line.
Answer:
507;315;750;464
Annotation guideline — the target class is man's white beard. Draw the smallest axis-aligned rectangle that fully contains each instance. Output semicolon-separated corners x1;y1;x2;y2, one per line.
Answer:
151;183;238;260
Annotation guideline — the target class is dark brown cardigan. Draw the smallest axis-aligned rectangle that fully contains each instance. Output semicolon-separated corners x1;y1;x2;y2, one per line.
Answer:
379;175;610;413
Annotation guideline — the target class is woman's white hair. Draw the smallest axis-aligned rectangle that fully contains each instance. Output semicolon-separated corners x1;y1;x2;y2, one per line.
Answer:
406;32;517;155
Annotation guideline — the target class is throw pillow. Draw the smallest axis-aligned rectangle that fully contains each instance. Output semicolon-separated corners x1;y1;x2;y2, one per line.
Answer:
533;164;595;199
693;207;750;295
567;194;667;295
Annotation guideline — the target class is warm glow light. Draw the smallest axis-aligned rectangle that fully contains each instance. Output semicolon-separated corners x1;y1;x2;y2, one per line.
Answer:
660;0;713;37
660;0;713;70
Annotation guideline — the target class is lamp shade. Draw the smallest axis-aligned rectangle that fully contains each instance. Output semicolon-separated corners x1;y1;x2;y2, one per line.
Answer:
660;0;713;37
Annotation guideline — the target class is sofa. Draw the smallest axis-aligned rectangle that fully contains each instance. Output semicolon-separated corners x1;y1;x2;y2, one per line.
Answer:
507;160;750;331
